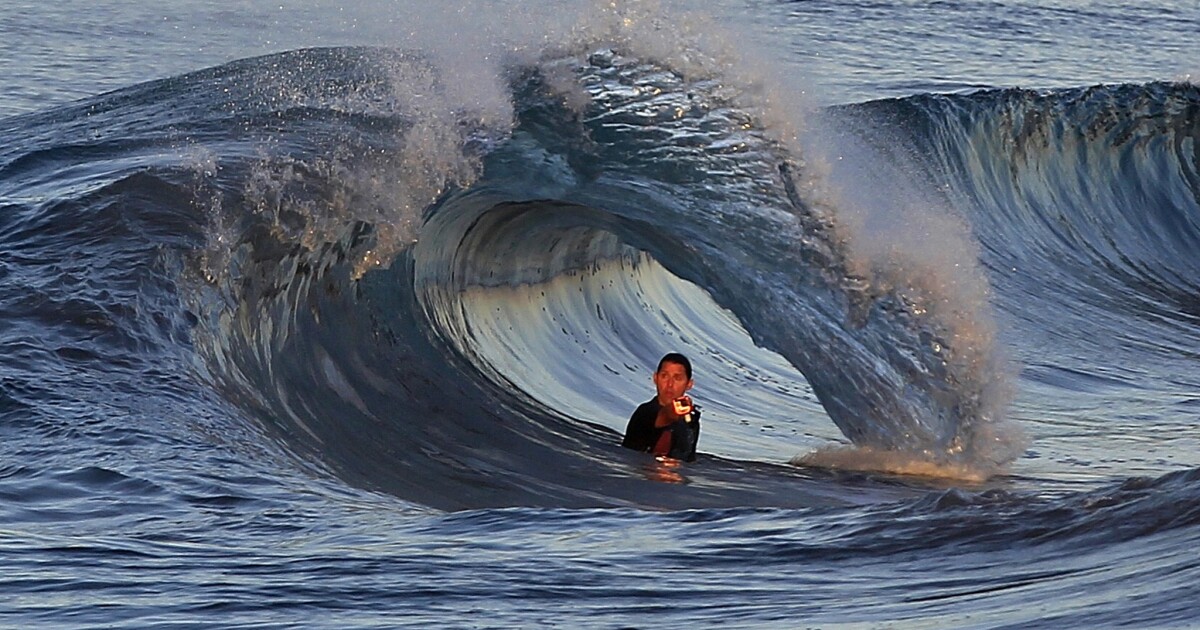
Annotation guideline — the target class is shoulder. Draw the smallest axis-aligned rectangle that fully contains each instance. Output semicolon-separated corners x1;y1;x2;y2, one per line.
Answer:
631;399;659;418
624;399;659;432
622;399;661;450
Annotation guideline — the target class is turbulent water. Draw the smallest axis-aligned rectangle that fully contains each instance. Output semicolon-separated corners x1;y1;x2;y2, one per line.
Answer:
2;1;1199;627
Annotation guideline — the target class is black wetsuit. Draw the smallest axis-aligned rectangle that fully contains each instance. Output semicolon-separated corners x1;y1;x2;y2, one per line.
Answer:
621;398;701;462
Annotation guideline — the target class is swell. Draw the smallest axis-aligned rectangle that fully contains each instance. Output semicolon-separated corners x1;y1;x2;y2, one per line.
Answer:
841;83;1200;427
852;83;1200;327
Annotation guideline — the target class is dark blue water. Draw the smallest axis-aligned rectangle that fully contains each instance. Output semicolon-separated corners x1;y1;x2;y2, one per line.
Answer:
2;1;1199;627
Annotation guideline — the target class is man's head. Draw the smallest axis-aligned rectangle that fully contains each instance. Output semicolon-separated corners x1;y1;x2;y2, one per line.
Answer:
653;352;694;405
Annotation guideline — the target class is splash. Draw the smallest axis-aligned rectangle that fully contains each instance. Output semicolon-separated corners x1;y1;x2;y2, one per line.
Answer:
793;446;993;484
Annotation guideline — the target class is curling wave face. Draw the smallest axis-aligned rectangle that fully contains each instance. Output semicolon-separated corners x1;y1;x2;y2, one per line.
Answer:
152;42;1031;511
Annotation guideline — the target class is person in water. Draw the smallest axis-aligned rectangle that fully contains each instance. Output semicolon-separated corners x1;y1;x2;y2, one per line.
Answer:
621;352;701;462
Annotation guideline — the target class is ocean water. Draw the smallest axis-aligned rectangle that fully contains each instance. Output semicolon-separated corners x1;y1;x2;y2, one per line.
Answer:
2;0;1199;627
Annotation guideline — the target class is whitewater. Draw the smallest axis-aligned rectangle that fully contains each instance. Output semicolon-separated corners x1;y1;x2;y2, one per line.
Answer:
2;0;1199;627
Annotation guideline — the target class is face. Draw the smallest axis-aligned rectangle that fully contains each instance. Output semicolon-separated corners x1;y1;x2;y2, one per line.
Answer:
653;361;694;405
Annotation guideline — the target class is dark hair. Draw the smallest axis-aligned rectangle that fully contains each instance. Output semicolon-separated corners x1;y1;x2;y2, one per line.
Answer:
657;352;692;379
